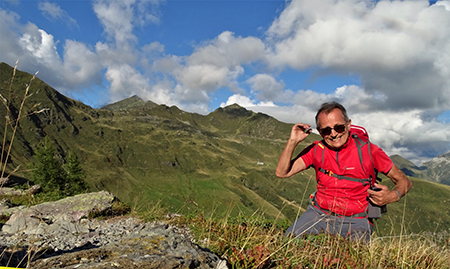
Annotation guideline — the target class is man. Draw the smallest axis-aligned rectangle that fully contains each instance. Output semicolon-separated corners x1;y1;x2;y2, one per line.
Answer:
276;102;412;241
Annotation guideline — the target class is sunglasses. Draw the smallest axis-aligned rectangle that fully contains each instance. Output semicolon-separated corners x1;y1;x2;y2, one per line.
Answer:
318;124;347;136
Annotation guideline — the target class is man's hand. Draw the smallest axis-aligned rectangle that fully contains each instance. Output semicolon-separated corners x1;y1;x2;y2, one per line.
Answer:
289;123;312;144
368;164;412;206
367;183;400;206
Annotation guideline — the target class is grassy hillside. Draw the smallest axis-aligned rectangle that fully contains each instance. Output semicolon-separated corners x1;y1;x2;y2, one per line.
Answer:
1;62;449;236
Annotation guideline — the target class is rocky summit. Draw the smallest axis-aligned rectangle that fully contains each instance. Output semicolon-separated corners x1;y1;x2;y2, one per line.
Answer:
0;191;225;268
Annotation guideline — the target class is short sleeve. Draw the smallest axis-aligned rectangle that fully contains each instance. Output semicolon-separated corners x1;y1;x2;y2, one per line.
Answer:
370;143;393;174
299;142;318;169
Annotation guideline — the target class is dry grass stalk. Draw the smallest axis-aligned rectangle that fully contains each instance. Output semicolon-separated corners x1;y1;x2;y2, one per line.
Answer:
0;61;49;268
0;61;47;186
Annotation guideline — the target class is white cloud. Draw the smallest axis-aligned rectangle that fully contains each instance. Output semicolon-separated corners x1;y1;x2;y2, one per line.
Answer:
220;94;256;108
105;64;150;103
93;0;164;47
175;64;243;92
19;24;61;66
256;0;450;163
61;40;102;87
170;31;266;95
0;9;103;93
142;31;268;113
352;110;450;165
142;41;164;54
188;31;266;67
246;74;287;102
38;2;78;28
93;0;136;46
266;0;450;112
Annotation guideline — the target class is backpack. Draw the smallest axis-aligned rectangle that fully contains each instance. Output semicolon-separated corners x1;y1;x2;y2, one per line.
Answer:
311;125;386;219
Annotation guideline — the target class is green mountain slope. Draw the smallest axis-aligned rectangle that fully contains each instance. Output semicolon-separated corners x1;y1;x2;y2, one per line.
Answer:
1;62;449;235
391;153;450;185
422;152;450;185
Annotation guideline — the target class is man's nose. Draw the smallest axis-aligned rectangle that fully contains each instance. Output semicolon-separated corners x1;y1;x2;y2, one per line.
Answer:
330;129;338;136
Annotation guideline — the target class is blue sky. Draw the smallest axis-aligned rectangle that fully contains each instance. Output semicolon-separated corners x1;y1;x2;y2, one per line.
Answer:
1;0;450;165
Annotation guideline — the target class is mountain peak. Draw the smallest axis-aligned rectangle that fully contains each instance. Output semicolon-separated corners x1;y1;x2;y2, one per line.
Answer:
224;103;243;109
129;95;144;101
212;103;253;118
101;95;157;111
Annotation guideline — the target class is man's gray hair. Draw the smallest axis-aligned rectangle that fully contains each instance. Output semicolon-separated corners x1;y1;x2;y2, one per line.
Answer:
315;102;349;129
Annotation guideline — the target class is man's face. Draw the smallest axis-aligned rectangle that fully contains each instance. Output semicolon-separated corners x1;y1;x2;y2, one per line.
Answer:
317;108;351;150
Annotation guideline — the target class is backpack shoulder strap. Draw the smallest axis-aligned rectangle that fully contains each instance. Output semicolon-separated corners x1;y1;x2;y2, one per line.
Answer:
352;134;368;175
352;134;379;184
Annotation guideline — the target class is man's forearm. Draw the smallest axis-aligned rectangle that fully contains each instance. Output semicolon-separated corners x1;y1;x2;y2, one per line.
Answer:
276;139;300;178
389;165;412;200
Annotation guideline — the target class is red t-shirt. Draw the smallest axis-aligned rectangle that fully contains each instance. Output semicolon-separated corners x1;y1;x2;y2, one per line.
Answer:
301;135;393;216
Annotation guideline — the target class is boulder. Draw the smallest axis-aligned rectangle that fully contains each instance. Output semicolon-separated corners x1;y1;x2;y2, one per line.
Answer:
2;190;115;234
0;191;227;268
0;184;41;196
30;222;223;269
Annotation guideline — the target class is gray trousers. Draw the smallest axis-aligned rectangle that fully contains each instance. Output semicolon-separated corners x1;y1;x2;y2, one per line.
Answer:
285;205;373;242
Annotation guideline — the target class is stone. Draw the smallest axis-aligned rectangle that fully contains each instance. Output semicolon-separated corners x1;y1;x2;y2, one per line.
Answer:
2;190;115;234
0;192;227;268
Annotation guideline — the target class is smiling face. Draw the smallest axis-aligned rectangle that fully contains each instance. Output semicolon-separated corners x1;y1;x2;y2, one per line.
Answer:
317;108;351;150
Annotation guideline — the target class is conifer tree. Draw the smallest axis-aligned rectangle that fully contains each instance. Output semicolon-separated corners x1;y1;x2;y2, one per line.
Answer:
30;139;87;196
30;138;65;193
62;151;87;196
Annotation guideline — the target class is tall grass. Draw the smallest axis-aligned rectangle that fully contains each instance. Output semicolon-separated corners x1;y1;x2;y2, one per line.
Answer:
0;61;48;268
173;209;449;268
164;187;449;268
0;61;46;186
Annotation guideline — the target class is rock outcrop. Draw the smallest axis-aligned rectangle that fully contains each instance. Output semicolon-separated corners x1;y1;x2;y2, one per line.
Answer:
0;191;224;268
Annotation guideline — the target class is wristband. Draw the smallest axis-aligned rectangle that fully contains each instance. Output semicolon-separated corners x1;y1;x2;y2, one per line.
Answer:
395;190;401;201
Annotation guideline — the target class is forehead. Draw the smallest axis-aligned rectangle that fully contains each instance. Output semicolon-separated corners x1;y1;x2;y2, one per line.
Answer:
317;108;346;127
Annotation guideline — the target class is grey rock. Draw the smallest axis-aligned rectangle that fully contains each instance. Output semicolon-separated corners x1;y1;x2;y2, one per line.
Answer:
0;198;12;211
0;184;40;196
0;204;27;216
0;192;226;268
2;190;115;234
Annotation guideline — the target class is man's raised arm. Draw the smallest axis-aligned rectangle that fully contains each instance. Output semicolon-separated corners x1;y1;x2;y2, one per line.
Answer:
276;123;311;178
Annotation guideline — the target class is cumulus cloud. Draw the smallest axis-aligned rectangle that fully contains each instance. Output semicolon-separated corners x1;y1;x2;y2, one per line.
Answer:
146;31;267;113
62;41;102;87
352;110;450;165
105;64;151;102
246;74;288;102
266;0;450;113
0;9;103;93
93;0;164;47
173;31;266;94
18;24;60;65
38;1;78;28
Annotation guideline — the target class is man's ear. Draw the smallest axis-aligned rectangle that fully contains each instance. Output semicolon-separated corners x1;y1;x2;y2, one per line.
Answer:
348;119;352;126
